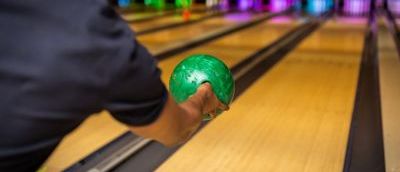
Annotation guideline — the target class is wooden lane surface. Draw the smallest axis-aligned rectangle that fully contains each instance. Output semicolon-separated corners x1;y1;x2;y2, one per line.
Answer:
157;19;367;172
130;10;213;32
157;17;302;85
42;18;300;171
120;4;206;20
122;11;166;21
137;12;262;53
378;22;400;172
121;4;207;21
42;113;128;172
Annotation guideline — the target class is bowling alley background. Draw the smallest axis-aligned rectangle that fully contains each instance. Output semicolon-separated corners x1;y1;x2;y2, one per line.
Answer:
115;0;386;15
39;0;400;172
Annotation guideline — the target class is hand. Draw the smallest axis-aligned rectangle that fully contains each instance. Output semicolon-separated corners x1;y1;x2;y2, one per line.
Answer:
130;83;230;146
184;83;229;120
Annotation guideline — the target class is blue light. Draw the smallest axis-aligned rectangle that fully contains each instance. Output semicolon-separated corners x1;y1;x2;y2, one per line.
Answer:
118;0;131;7
306;0;333;15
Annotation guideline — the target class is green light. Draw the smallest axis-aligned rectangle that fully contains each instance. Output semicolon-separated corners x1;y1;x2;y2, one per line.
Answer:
145;0;165;9
175;0;192;8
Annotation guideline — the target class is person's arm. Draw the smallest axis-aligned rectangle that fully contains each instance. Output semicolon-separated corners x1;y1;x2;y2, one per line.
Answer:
129;83;228;146
102;40;229;146
97;15;228;145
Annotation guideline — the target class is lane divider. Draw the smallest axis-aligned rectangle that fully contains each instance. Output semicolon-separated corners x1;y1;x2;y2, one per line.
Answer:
343;8;386;172
384;9;400;59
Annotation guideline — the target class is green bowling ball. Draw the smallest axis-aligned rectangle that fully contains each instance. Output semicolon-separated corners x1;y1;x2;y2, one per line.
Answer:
169;54;235;120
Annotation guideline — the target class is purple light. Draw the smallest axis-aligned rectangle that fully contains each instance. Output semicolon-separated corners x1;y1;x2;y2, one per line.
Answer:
388;0;400;16
253;0;263;10
271;0;286;12
220;0;229;9
344;0;370;16
270;0;293;12
239;0;253;10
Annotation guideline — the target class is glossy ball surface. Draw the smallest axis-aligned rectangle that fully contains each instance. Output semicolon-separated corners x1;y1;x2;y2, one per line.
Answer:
169;54;235;109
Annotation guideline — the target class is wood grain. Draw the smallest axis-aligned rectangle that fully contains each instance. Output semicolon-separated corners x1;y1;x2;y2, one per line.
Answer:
121;4;207;21
42;112;128;172
137;12;259;53
378;23;400;172
130;12;208;32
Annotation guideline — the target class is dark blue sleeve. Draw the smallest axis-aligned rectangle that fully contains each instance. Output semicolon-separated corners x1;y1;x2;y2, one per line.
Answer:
104;39;168;126
0;0;167;170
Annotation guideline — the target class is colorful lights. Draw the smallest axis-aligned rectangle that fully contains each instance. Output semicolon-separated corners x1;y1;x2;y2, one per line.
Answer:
343;0;371;16
115;0;384;18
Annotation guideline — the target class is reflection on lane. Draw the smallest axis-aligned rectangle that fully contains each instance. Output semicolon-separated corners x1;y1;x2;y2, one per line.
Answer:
138;12;263;53
123;11;166;21
121;4;207;21
378;22;400;172
130;11;216;32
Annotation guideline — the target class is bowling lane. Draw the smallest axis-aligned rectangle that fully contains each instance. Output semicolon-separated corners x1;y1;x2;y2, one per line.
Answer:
42;112;128;171
157;19;367;172
378;22;400;171
137;12;263;53
121;4;206;21
157;16;302;84
43;16;302;171
122;11;167;21
130;10;223;32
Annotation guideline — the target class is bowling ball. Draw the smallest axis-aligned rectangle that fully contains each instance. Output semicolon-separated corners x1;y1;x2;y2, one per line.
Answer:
169;54;235;120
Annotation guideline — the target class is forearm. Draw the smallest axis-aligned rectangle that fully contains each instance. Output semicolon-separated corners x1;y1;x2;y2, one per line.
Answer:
128;83;226;146
129;93;203;146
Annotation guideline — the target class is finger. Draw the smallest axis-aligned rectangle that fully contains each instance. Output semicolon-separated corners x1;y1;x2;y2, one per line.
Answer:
218;102;229;111
209;113;216;119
